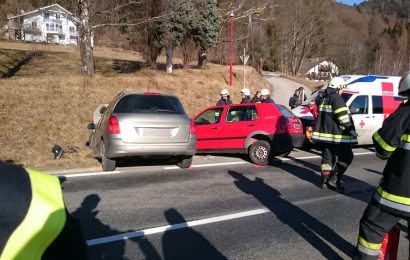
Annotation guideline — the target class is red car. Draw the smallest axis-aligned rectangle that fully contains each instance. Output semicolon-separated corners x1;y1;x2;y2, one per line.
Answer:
193;103;304;165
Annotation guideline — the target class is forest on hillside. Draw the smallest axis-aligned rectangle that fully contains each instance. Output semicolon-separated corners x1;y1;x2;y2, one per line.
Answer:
1;0;410;77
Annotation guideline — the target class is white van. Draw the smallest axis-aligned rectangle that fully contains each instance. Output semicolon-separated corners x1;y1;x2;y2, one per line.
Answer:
292;75;407;145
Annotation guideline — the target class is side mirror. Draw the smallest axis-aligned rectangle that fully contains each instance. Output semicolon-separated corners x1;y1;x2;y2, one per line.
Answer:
87;123;95;130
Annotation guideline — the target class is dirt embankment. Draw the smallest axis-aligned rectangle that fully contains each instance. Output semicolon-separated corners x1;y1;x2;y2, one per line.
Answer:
0;46;270;171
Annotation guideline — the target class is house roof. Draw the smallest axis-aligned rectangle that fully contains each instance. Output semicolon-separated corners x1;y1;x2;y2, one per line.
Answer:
7;4;80;23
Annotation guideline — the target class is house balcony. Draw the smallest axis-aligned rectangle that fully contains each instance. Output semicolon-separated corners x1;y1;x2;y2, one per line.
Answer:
44;18;63;24
69;31;79;37
46;28;64;35
22;25;42;35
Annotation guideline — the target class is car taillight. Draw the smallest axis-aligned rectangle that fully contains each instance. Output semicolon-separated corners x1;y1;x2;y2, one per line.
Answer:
108;116;120;134
190;119;196;134
293;120;302;130
279;118;290;129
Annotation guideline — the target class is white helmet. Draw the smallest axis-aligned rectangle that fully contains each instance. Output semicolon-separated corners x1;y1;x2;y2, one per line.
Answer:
399;71;410;96
327;77;346;89
241;88;250;96
220;89;229;96
261;88;270;96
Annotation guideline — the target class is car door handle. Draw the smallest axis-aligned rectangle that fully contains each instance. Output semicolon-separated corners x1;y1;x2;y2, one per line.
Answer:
247;124;255;127
211;126;219;129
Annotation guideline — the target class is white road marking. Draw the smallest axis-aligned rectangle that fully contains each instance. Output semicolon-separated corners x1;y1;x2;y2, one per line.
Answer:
87;209;268;246
164;161;248;170
58;171;120;178
58;151;375;178
87;193;347;246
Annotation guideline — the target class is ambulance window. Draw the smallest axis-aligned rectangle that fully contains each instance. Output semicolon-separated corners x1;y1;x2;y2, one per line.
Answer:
372;96;383;114
349;95;369;114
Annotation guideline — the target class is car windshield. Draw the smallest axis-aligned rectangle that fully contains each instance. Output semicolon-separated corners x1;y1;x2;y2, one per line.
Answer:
301;90;321;106
341;93;353;103
113;94;185;114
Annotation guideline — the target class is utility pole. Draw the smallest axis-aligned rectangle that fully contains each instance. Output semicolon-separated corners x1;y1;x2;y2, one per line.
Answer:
240;48;249;88
229;10;234;87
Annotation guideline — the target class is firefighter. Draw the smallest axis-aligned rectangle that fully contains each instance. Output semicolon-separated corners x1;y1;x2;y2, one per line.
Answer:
0;161;88;260
352;72;410;259
260;88;275;103
240;88;252;104
312;77;358;191
216;89;233;106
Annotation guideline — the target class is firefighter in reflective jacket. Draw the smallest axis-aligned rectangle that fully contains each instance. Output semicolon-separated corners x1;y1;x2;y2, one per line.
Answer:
0;161;88;260
312;77;358;191
352;72;410;259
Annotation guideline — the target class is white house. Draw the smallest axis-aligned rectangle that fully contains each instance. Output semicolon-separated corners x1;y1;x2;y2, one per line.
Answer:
7;4;80;45
304;58;339;81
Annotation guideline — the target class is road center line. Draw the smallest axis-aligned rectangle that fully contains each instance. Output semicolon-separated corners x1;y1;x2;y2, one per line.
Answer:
86;192;352;246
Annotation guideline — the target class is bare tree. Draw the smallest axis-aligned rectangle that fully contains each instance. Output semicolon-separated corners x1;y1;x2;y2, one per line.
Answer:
77;0;95;77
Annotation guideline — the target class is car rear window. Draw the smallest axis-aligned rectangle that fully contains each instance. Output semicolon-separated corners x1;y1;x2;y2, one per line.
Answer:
275;104;295;118
113;94;185;114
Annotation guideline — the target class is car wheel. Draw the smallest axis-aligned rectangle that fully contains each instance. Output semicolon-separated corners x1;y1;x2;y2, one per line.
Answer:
248;140;271;165
101;142;116;171
177;156;193;169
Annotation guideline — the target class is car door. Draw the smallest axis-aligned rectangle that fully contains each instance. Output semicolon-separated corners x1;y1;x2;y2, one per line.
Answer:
348;95;371;144
218;105;258;149
194;108;224;150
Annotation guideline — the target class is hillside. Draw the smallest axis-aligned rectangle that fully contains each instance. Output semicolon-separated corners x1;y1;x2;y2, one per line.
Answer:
361;0;410;18
0;44;271;171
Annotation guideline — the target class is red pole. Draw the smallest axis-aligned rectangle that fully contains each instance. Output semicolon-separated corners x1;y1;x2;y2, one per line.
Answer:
229;10;234;87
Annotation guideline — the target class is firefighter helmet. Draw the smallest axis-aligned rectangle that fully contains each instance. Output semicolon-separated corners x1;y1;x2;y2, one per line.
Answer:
220;89;229;96
327;77;346;90
261;88;270;96
399;71;410;96
241;88;251;96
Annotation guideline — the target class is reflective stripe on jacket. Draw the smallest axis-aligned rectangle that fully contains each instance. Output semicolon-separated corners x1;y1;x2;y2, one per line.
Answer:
372;101;410;217
312;88;357;144
0;164;68;260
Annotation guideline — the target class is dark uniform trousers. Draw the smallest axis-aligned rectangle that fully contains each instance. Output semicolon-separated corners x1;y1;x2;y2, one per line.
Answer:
352;200;405;260
320;143;354;177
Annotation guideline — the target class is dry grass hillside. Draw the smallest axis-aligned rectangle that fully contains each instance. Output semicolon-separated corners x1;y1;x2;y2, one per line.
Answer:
0;45;270;171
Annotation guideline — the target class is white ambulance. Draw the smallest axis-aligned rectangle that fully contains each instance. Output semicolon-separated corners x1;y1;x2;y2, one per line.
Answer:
292;75;406;145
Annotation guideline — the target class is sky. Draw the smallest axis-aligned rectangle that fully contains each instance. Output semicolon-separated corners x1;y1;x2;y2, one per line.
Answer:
335;0;366;5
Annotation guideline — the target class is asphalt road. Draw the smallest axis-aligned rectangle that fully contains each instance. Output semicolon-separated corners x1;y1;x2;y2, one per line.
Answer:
61;148;410;260
265;72;313;109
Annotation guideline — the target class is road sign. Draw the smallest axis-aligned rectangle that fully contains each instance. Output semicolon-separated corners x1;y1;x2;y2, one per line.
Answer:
240;55;250;65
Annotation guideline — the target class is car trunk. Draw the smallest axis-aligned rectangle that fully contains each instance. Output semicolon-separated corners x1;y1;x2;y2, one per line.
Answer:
115;113;190;144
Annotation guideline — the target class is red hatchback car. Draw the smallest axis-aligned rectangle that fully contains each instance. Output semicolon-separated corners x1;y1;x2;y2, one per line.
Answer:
193;103;304;165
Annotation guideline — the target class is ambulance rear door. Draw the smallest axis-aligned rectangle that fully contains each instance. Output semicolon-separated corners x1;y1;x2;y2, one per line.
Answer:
347;95;372;145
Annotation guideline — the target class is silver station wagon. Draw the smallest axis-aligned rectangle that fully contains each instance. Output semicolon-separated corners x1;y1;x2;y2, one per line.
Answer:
87;91;197;171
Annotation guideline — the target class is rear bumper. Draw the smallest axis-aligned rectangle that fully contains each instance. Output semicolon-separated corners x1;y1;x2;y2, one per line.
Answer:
291;133;305;148
105;136;196;158
271;133;305;151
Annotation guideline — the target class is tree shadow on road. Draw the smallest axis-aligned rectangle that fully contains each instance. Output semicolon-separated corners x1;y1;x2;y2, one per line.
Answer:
71;194;130;260
161;208;227;260
229;170;355;259
271;155;375;203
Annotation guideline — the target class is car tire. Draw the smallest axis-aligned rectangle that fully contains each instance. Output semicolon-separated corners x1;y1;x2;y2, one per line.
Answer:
248;140;271;165
101;142;116;171
177;156;193;169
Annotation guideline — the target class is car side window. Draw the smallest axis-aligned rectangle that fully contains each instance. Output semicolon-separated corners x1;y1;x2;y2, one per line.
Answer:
349;95;369;115
195;108;224;125
226;106;257;122
372;96;383;114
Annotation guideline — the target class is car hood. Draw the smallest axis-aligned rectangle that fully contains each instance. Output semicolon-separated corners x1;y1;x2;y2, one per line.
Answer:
291;105;314;121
